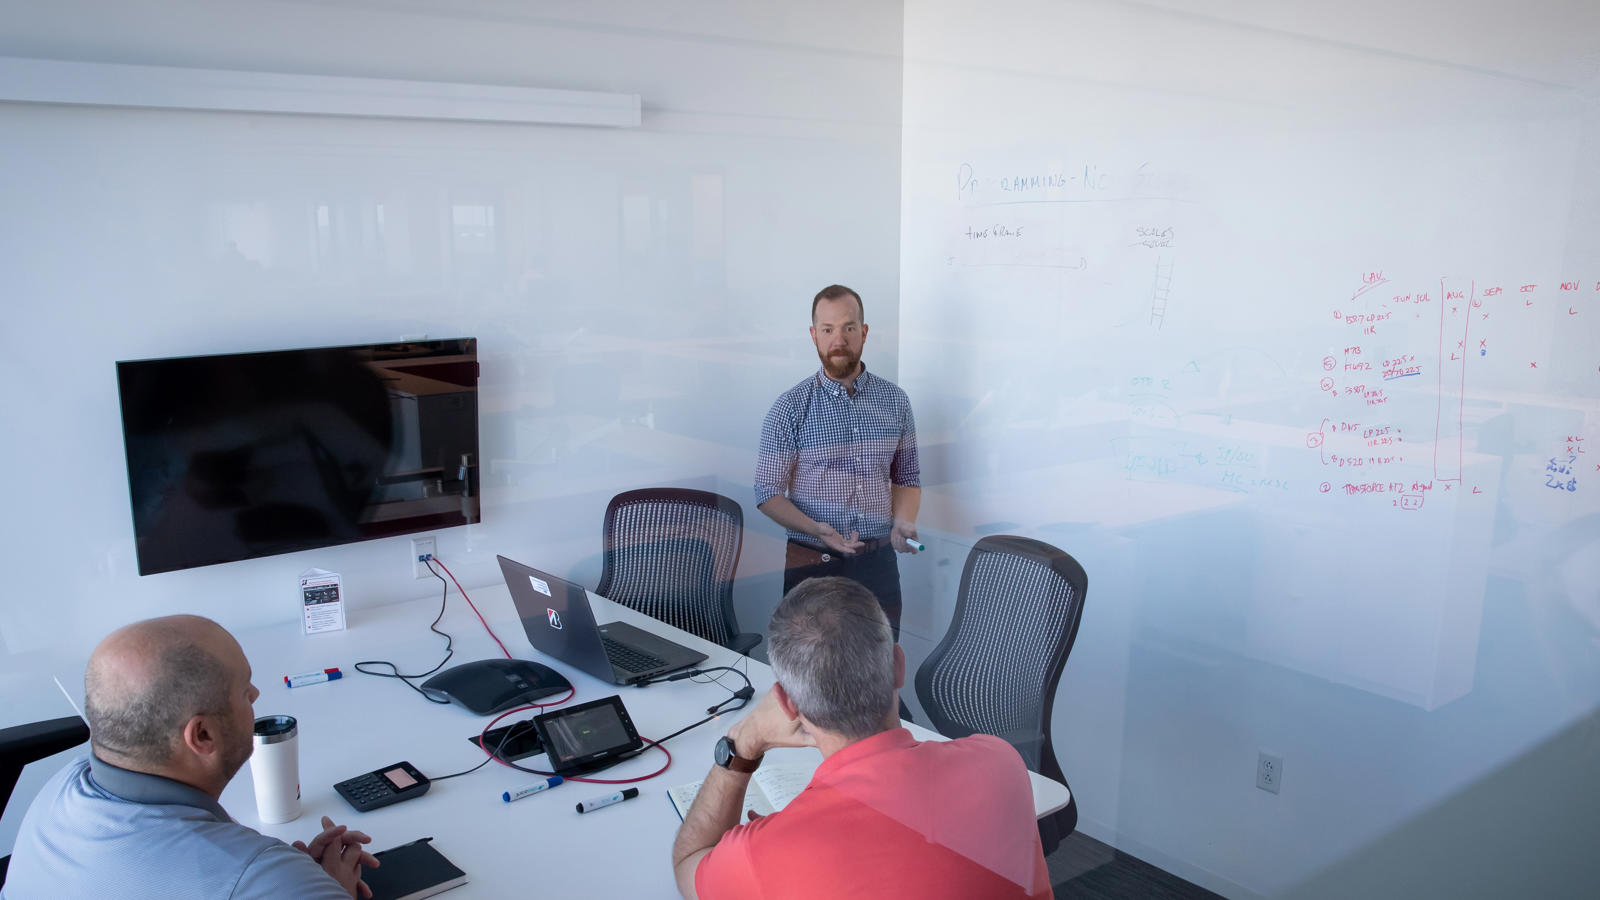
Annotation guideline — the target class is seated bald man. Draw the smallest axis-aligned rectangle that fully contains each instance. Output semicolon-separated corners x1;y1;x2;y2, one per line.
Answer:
671;577;1051;899
2;615;378;900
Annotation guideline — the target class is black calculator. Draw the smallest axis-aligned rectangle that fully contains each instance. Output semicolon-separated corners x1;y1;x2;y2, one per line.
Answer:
334;761;431;812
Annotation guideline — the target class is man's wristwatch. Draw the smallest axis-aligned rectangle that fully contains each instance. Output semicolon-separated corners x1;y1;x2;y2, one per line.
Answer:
714;735;763;773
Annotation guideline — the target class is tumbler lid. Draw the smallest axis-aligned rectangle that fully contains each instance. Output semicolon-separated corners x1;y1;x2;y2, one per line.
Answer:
253;715;297;744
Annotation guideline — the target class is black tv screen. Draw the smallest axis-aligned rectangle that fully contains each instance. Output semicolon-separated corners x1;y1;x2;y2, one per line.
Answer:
117;339;480;575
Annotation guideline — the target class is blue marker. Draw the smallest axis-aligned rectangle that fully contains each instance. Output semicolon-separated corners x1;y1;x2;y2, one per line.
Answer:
503;776;563;802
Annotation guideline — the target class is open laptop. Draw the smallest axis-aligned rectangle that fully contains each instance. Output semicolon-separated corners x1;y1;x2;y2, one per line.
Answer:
498;555;707;685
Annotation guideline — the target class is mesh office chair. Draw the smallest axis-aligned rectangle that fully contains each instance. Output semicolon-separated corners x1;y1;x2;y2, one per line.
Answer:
1;715;91;884
914;534;1087;855
597;488;759;655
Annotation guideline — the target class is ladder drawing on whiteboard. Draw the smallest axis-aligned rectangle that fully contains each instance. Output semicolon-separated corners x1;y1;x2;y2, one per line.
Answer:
1150;258;1174;328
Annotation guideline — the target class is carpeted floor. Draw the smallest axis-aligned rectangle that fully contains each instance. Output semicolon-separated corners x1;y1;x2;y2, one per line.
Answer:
1049;831;1224;900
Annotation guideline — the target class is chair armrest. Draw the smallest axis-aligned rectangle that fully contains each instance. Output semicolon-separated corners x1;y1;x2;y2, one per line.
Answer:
1;716;90;768
1;716;91;812
725;632;762;656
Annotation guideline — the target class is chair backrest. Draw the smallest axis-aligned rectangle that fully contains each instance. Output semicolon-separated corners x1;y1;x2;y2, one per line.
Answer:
914;535;1087;781
596;488;745;647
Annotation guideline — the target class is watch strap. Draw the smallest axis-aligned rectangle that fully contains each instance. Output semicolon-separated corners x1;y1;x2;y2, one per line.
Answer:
719;735;763;773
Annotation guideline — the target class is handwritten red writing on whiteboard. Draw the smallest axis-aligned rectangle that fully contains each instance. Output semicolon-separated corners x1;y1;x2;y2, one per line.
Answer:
1321;271;1593;506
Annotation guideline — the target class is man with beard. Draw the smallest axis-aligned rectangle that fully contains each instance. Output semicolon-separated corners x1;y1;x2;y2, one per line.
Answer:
754;284;921;637
2;615;378;899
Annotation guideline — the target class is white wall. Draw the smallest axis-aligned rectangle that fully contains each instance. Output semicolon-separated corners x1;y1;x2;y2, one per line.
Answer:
6;4;1597;897
900;1;1599;897
0;0;903;847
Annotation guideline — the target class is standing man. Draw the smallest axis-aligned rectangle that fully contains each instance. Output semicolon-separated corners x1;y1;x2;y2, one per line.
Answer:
754;284;921;637
3;615;378;900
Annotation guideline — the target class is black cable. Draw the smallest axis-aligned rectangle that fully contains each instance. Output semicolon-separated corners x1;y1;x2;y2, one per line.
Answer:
637;664;753;694
430;719;533;781
686;666;754;714
690;653;753;696
496;670;756;779
353;559;455;704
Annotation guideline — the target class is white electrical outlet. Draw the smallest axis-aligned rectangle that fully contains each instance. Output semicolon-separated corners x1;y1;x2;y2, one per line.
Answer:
411;536;437;579
1257;751;1284;794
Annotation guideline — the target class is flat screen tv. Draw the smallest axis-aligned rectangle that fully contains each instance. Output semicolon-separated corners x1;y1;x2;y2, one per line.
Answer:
117;339;480;575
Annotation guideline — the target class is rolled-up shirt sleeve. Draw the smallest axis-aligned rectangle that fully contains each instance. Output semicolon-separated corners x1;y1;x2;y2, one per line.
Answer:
890;395;921;488
754;398;797;507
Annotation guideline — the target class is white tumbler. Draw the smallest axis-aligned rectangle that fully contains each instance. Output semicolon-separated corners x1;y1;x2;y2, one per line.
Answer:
250;715;301;824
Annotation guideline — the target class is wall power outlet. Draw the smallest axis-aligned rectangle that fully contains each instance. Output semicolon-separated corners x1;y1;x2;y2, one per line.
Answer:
1257;751;1284;794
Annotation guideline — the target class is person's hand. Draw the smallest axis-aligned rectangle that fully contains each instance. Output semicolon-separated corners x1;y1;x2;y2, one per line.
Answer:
293;816;377;865
727;687;815;759
890;518;920;554
294;816;379;899
814;522;865;556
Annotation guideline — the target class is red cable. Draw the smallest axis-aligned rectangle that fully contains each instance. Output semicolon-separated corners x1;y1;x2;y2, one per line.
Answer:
476;696;673;784
430;556;513;659
566;738;672;785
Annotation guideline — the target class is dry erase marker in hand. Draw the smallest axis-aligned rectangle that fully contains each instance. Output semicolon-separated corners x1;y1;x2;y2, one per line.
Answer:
576;787;638;813
284;668;342;688
906;539;926;553
503;776;562;802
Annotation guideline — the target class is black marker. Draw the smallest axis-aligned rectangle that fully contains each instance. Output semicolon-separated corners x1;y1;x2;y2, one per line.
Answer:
576;787;639;813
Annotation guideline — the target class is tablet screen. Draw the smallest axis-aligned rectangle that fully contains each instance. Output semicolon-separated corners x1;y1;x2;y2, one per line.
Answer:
536;697;641;770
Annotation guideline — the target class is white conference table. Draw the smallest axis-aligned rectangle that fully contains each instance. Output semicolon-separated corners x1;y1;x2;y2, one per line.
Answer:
59;582;1069;898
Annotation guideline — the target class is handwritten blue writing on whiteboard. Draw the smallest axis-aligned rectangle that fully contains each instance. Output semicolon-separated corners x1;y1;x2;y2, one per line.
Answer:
1545;456;1578;491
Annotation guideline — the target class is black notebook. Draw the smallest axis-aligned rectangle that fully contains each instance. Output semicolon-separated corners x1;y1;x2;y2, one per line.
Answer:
361;837;469;900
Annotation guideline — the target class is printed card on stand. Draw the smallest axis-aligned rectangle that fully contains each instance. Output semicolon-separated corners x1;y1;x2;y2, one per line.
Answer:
299;568;347;634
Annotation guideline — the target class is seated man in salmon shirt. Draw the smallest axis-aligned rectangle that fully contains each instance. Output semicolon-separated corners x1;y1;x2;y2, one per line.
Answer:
671;576;1050;899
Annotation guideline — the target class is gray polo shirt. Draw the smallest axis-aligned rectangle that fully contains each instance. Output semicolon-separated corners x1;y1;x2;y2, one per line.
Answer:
1;754;349;900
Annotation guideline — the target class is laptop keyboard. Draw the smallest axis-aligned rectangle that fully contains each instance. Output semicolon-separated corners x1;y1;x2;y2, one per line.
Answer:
602;636;667;673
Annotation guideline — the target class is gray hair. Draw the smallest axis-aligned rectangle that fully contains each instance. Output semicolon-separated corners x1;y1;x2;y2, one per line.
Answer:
86;641;233;764
767;576;895;740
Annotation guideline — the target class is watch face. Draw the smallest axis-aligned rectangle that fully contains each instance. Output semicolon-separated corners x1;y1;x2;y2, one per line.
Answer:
714;736;734;767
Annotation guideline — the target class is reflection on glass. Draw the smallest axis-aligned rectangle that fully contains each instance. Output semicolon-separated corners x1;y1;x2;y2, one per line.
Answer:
451;203;497;253
116;339;479;575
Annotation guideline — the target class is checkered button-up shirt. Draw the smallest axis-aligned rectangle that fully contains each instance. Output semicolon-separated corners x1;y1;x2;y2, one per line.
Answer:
755;365;920;545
